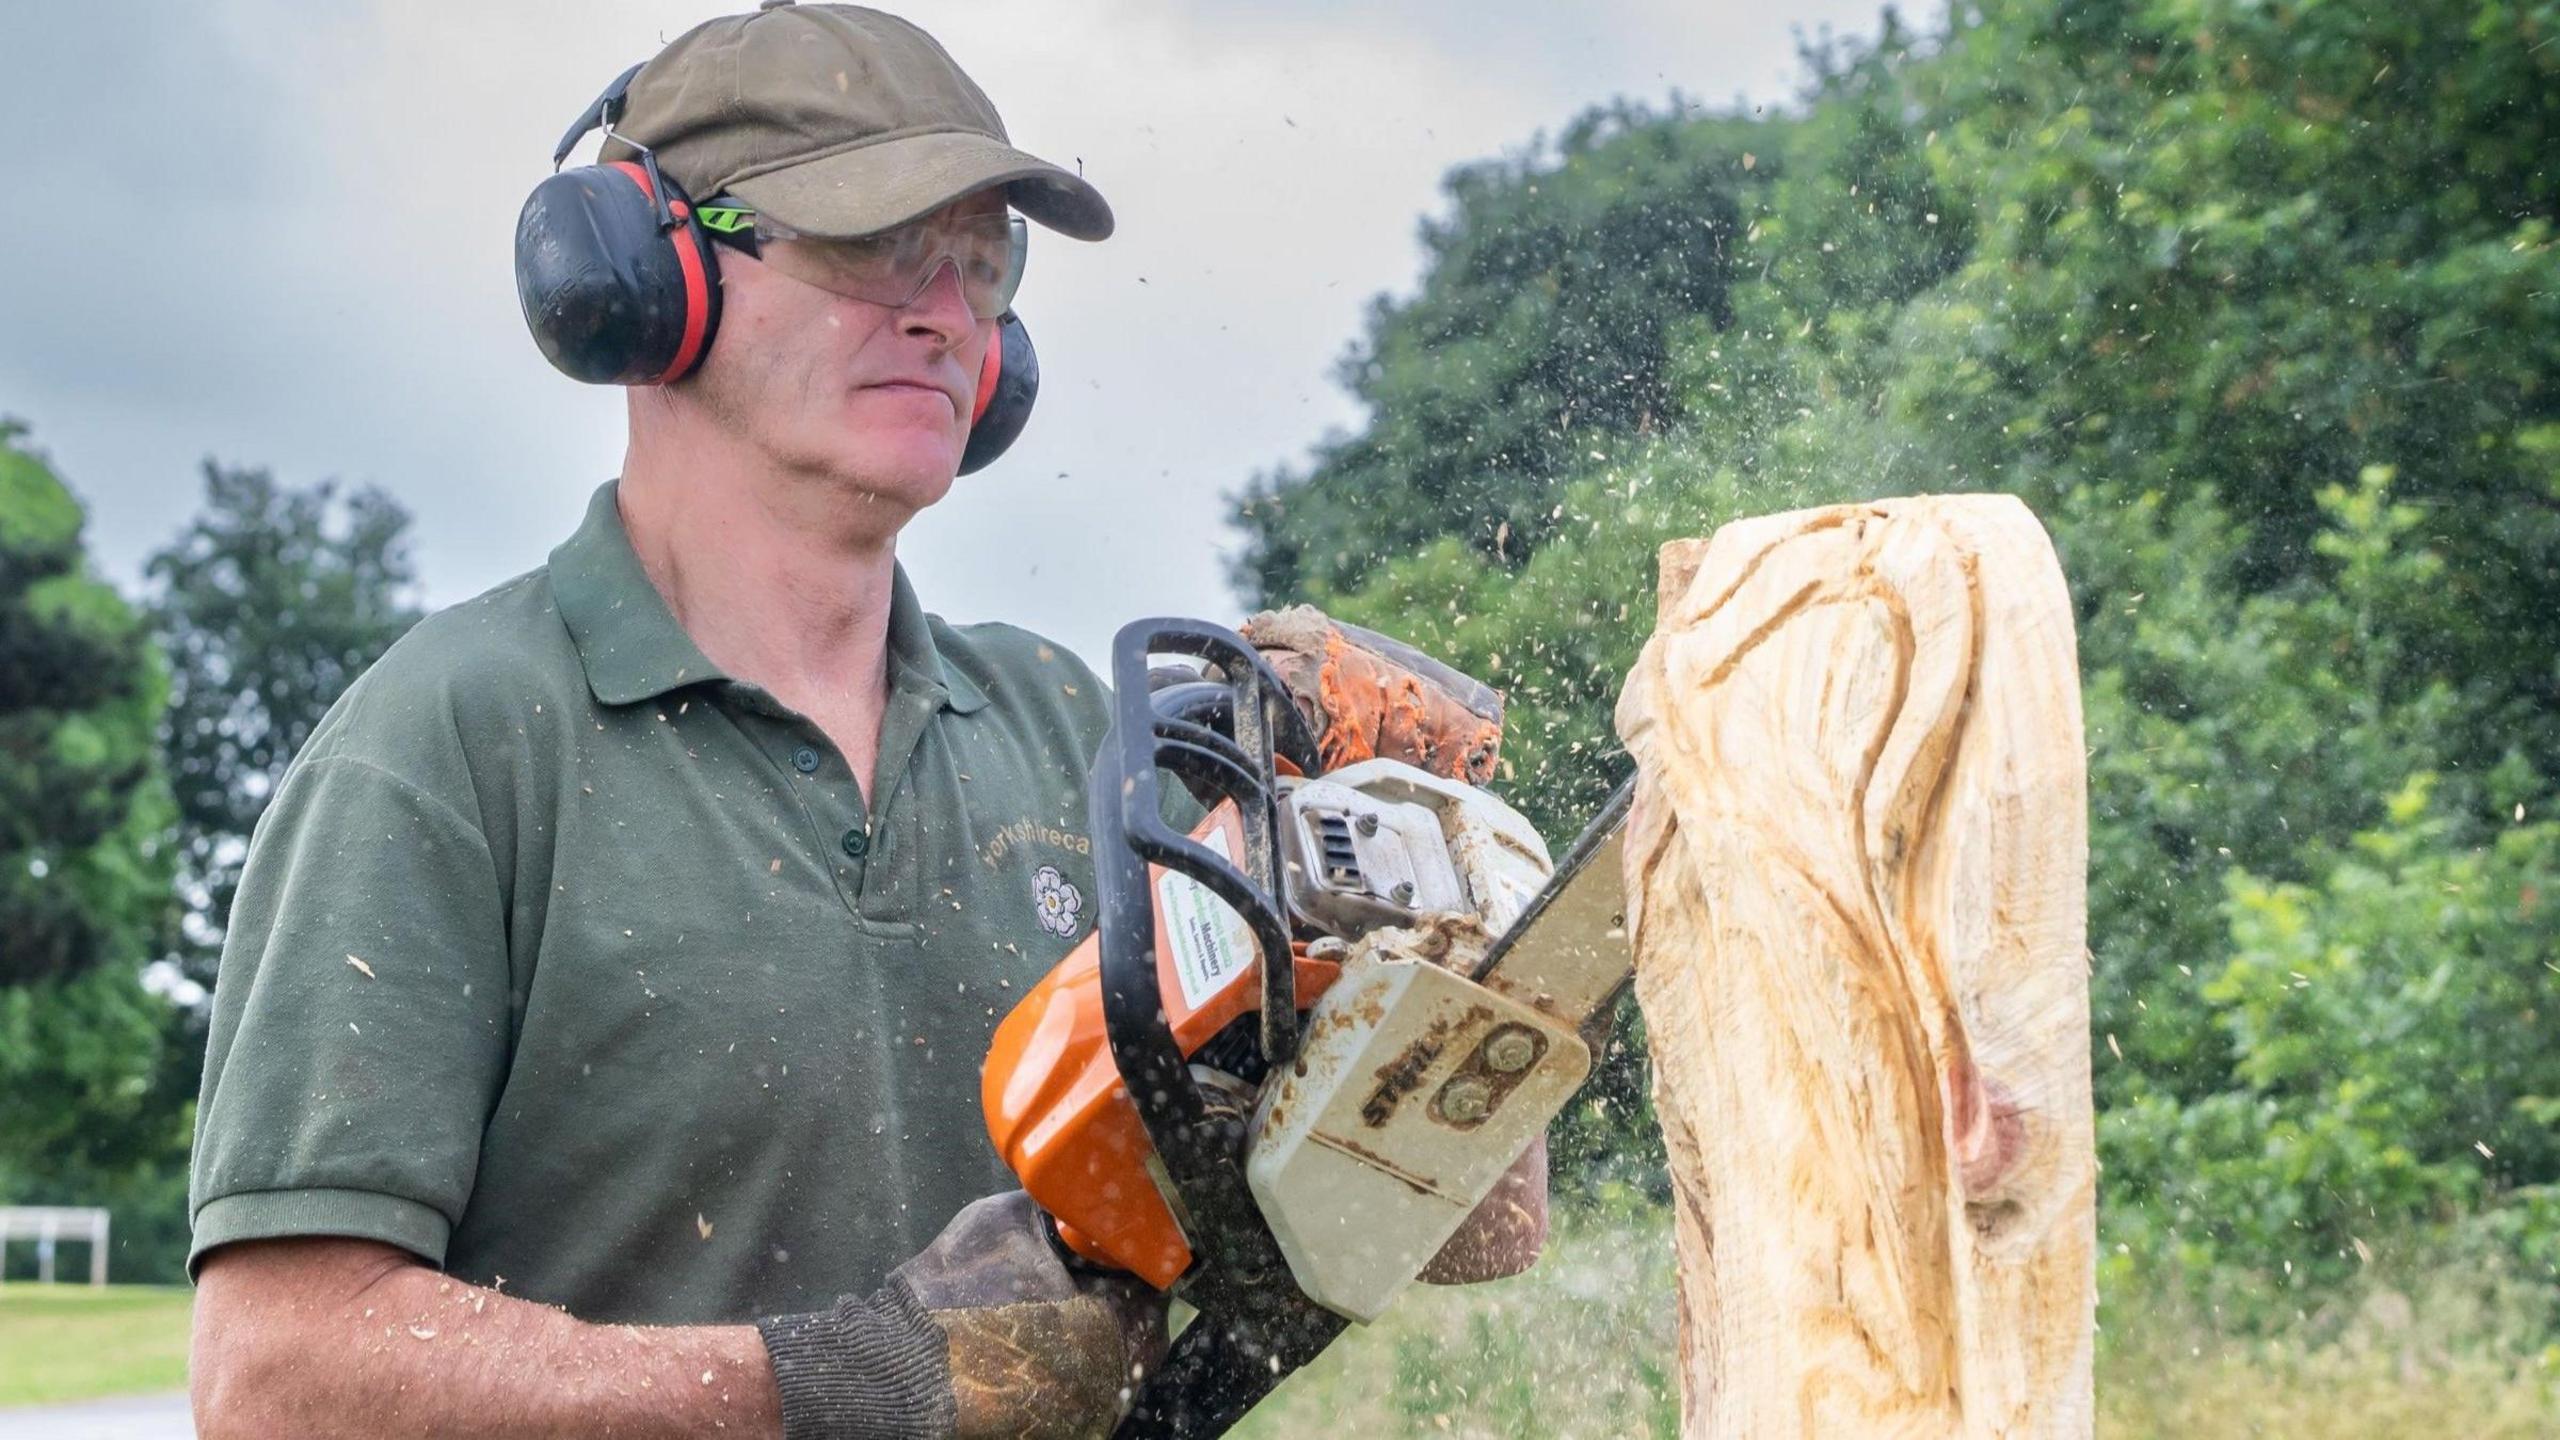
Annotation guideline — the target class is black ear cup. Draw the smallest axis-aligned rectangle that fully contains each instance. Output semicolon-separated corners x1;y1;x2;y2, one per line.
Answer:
516;162;722;385
958;311;1039;476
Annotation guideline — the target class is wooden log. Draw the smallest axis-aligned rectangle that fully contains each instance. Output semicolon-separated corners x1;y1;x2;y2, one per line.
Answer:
1614;495;2093;1439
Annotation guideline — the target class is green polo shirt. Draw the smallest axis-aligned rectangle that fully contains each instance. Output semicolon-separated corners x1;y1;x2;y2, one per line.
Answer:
189;481;1122;1324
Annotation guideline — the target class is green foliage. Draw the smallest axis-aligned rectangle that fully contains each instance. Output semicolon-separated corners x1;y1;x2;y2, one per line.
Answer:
147;462;419;979
0;963;196;1283
2106;779;2560;1287
0;423;192;1282
1228;0;2560;1297
0;423;174;989
1231;100;1755;601
0;963;184;1178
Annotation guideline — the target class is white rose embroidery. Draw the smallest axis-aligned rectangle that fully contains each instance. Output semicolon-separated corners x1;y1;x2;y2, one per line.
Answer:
1033;864;1084;938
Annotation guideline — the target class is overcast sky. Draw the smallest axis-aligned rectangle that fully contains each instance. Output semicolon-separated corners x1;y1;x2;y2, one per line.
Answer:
2;0;1912;666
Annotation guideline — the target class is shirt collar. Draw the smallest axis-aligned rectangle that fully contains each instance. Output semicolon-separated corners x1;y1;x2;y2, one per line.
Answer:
887;559;991;715
550;481;988;714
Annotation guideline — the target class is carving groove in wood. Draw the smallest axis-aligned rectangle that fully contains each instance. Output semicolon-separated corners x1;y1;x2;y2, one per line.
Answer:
1615;495;2094;1439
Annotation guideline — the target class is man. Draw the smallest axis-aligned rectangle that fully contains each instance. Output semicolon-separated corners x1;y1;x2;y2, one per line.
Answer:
188;6;1537;1438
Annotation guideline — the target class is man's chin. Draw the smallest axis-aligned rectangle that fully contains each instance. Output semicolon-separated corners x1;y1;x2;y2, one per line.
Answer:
834;406;966;480
809;440;961;512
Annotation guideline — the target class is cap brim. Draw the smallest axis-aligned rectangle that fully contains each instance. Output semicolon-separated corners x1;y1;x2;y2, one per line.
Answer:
727;130;1113;242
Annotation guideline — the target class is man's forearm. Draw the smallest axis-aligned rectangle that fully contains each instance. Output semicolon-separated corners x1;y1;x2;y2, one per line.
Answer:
194;1238;780;1440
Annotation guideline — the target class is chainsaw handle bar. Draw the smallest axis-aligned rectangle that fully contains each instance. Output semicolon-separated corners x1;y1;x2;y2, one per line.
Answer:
1091;618;1307;1267
1099;622;1317;1066
1092;619;1343;1438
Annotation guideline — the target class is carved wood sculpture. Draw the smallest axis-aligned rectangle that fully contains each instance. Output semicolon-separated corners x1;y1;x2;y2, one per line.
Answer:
1614;495;2094;1439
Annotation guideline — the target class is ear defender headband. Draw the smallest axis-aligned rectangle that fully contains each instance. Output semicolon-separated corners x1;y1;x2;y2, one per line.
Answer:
513;64;1040;476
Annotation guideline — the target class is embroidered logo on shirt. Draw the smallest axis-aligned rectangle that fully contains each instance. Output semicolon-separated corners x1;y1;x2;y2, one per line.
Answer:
980;817;1094;868
1033;865;1085;938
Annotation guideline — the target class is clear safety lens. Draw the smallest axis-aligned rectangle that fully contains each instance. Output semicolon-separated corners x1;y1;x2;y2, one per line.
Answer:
753;211;1028;320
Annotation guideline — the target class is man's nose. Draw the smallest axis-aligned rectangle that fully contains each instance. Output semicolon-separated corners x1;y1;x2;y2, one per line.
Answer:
899;259;977;346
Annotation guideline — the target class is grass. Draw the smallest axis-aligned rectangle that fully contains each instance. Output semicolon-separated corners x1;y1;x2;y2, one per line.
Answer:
1232;1202;2560;1439
1232;1200;1682;1440
2093;1247;2560;1440
0;1283;193;1409
4;1218;2558;1436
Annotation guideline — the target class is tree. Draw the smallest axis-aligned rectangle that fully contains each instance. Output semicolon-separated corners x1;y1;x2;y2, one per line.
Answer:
148;462;421;984
0;421;190;1281
0;421;172;988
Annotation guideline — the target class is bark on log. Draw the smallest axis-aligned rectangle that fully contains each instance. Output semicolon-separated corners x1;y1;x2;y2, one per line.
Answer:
1614;495;2094;1439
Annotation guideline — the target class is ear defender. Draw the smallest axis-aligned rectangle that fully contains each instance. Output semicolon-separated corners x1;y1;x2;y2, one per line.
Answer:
959;312;1039;476
515;63;1044;472
516;160;721;386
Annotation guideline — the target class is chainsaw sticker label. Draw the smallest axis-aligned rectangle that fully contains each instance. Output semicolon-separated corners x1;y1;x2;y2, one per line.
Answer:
1160;822;1260;1012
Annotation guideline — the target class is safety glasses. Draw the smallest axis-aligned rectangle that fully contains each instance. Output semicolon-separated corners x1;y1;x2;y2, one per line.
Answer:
700;201;1028;321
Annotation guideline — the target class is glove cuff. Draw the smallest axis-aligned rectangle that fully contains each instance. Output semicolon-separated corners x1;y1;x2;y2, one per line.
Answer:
756;1286;956;1440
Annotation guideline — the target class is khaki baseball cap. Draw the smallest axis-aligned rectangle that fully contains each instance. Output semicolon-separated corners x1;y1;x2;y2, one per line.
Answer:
599;2;1112;242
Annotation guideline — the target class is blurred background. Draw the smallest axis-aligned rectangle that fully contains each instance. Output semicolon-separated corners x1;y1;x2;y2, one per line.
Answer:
3;0;2556;1434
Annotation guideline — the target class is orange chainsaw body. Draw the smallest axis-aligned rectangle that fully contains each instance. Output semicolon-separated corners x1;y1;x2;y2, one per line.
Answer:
982;802;1341;1290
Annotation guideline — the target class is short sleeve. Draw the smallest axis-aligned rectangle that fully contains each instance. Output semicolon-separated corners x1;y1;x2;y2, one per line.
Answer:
188;755;514;1278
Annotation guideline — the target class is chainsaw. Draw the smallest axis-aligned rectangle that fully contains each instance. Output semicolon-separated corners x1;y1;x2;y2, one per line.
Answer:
982;615;1636;1440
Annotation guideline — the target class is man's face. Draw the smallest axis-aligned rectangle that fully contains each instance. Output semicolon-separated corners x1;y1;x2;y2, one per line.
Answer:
687;189;1009;517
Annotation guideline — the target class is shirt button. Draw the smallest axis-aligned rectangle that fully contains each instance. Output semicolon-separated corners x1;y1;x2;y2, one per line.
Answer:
840;828;870;858
792;746;822;774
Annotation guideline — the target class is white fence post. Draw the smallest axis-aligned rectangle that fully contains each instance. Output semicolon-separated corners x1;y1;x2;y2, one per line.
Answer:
2;1206;116;1287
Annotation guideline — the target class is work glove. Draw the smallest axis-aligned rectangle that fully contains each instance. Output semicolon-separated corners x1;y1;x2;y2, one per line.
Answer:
758;1190;1168;1440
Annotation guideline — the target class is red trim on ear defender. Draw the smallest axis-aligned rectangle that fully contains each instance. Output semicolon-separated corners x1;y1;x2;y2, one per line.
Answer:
605;162;713;384
972;327;1003;427
658;218;712;383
